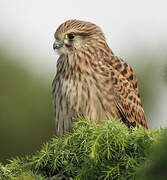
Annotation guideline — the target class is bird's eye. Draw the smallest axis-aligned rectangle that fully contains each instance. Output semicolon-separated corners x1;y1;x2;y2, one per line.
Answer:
65;33;75;40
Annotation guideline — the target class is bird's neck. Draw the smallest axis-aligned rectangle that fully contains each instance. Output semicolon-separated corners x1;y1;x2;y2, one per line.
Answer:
56;45;113;77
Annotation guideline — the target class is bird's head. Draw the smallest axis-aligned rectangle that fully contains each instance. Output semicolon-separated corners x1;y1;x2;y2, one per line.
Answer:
53;19;106;55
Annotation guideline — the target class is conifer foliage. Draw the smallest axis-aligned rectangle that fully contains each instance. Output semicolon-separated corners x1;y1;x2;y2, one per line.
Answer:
0;118;159;180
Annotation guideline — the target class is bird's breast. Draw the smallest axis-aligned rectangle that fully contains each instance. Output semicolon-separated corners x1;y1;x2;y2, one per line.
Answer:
53;70;117;127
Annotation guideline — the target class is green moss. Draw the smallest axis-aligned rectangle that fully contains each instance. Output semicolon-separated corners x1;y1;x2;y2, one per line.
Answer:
0;118;160;180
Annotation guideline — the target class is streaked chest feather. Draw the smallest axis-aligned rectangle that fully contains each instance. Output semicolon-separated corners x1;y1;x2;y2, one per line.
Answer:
53;72;93;116
52;54;117;135
52;70;114;124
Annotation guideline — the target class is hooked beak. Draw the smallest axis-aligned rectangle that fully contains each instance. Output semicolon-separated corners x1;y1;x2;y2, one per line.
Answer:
53;40;64;50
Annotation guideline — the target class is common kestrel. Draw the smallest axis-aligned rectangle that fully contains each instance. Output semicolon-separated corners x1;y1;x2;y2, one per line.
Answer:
52;20;148;136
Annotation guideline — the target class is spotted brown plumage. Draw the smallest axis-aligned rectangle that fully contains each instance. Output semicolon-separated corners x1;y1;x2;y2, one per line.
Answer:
52;19;148;136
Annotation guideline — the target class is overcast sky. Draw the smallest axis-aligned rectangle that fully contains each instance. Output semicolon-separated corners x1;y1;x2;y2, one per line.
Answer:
0;0;167;68
0;0;167;128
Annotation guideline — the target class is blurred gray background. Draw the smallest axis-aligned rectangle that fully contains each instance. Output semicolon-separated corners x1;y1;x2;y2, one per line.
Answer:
0;0;167;162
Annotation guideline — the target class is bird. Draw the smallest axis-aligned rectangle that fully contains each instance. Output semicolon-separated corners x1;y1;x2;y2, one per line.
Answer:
52;19;148;136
